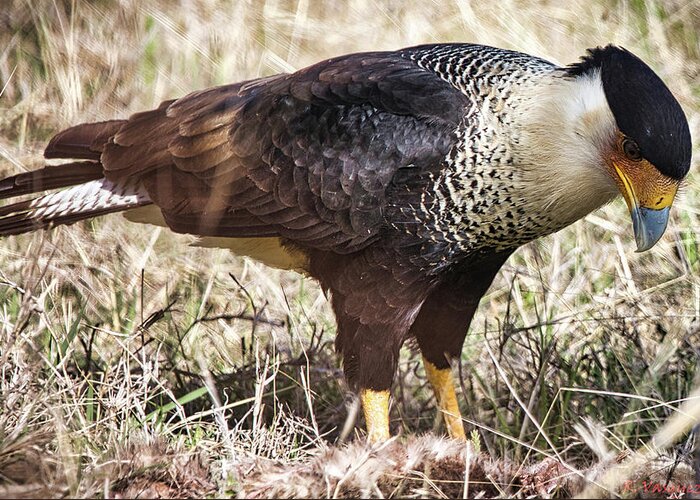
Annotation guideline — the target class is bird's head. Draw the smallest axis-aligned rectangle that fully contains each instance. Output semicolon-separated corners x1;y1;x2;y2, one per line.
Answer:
566;46;692;252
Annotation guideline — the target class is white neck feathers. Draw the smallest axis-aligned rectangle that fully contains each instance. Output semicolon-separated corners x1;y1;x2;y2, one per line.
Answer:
513;70;620;229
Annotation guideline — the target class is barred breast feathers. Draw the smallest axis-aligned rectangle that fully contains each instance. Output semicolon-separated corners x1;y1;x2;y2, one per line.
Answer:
402;46;620;250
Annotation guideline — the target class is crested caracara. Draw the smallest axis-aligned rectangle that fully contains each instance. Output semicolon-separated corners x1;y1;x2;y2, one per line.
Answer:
0;43;691;442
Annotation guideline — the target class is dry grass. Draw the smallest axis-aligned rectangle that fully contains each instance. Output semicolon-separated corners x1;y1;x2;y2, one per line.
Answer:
1;0;699;497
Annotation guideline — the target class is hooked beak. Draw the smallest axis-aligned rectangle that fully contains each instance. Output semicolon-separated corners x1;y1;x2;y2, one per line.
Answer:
630;205;670;252
612;161;678;252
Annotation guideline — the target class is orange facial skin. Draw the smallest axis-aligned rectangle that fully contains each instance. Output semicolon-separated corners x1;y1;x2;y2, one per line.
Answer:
607;133;679;213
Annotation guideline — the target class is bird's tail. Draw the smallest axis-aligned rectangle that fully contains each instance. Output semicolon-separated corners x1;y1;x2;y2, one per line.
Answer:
0;174;152;236
0;120;152;236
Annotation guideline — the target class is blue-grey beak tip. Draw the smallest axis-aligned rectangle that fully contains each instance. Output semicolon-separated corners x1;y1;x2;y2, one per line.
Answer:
632;206;671;253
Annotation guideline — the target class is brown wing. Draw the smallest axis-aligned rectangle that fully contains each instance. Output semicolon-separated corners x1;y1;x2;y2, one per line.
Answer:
90;50;468;253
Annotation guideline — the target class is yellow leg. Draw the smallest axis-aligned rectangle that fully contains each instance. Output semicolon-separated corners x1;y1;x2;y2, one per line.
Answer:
360;389;391;443
423;357;466;440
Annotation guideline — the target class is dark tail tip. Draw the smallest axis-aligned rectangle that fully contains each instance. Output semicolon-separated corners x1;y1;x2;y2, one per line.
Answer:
0;161;104;200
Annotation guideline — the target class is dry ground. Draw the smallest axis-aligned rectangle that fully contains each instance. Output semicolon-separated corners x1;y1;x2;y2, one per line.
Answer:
1;0;700;497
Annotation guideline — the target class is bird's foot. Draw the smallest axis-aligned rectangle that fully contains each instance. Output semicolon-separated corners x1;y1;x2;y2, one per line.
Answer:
423;357;466;440
360;388;391;443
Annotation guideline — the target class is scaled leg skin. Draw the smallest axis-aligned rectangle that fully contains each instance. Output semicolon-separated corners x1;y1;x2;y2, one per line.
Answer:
360;388;391;443
422;355;466;440
410;253;510;440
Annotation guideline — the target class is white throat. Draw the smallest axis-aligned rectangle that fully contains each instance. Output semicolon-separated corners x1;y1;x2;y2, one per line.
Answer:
513;70;620;230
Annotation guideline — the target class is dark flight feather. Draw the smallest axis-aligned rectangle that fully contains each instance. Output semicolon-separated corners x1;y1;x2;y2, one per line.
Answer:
0;161;103;199
44;120;126;160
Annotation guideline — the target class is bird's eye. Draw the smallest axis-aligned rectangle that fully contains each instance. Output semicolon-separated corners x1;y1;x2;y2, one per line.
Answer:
622;138;642;161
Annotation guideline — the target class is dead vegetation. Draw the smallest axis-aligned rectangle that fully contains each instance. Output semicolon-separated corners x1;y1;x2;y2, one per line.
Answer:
1;0;700;497
236;434;698;498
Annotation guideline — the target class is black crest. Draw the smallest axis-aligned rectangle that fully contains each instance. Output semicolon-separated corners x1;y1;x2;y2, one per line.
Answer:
567;45;691;180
